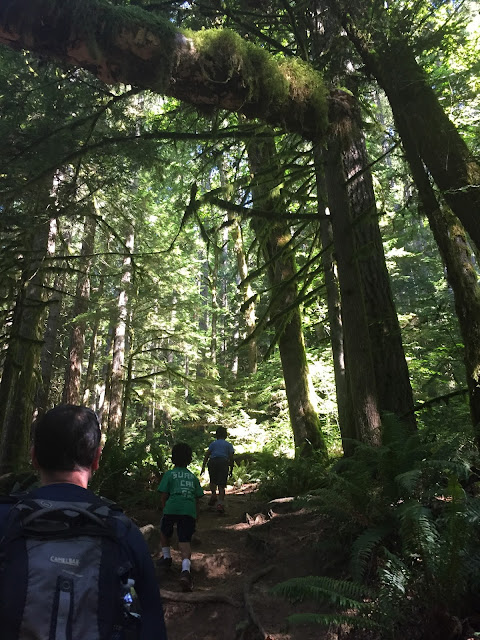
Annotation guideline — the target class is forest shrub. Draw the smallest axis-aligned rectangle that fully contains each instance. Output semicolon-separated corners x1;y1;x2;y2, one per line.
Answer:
272;417;480;638
255;452;328;500
91;436;166;508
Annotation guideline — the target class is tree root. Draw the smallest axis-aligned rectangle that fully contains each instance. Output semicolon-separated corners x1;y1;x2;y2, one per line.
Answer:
160;589;240;607
243;565;275;639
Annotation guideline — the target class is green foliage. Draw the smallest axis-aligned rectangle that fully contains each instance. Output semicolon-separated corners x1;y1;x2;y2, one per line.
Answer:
255;452;327;500
272;416;480;637
186;27;328;136
90;436;166;508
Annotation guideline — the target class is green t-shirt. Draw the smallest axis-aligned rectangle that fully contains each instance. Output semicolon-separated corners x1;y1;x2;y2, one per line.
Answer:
158;467;203;519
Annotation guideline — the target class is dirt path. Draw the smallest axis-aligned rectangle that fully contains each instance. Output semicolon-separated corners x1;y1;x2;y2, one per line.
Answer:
140;487;331;640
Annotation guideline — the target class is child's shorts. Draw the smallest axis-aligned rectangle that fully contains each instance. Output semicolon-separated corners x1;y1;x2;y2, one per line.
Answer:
208;457;229;487
160;514;196;542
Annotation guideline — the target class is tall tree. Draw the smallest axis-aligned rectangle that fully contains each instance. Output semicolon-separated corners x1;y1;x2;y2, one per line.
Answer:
248;134;328;457
62;210;96;404
0;210;52;473
330;1;480;250
108;221;134;439
342;97;416;430
323;99;382;446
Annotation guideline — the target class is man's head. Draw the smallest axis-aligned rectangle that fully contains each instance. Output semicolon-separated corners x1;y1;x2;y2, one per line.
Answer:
33;405;101;473
171;443;192;468
215;426;227;440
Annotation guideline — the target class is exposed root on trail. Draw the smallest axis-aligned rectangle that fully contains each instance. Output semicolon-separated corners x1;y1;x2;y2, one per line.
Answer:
160;588;240;607
243;565;274;639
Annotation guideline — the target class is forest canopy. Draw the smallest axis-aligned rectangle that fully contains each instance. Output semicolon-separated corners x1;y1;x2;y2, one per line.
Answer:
0;2;480;635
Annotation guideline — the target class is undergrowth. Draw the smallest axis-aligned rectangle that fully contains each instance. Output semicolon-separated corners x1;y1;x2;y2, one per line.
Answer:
271;416;480;639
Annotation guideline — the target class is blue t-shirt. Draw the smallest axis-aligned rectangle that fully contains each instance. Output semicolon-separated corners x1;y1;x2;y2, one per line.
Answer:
0;483;167;640
208;439;234;460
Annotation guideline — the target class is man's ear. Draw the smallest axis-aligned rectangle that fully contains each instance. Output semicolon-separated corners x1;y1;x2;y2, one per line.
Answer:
31;446;40;470
92;446;102;472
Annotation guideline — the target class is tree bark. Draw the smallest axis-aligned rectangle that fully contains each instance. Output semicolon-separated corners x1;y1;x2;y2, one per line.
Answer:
340;97;416;431
248;135;328;458
313;146;355;454
322;116;381;446
35;218;63;416
399;127;480;444
108;223;134;435
62;212;96;405
341;16;480;251
230;215;257;375
0;0;328;140
0;216;52;473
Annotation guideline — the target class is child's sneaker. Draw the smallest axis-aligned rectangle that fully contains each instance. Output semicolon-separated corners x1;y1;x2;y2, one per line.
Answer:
216;503;225;514
179;570;193;592
156;556;172;569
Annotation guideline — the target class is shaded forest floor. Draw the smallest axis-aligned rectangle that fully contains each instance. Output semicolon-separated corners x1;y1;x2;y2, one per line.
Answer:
132;486;337;640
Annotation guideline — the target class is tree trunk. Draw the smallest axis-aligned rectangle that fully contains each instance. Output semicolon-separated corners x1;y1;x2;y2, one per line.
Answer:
82;276;104;408
400;127;480;443
210;234;219;366
340;97;416;430
36;218;63;416
248;134;328;458
313;145;355;454
108;224;134;435
323;114;381;446
0;216;52;473
342;19;480;251
62;212;96;404
230;214;257;375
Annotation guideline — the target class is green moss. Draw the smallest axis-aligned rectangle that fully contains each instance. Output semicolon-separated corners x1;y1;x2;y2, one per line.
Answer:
187;28;328;137
279;57;329;133
8;0;177;90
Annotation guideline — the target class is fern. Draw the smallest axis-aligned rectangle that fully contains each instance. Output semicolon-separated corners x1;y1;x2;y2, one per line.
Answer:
287;612;382;631
271;414;480;638
350;525;391;582
271;575;373;608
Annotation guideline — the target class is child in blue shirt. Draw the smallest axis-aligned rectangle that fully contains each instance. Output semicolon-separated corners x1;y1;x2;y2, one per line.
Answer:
200;426;234;514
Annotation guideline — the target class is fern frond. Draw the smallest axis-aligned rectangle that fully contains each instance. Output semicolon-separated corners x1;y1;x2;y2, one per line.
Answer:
287;612;382;631
271;575;373;608
395;469;422;496
351;525;391;583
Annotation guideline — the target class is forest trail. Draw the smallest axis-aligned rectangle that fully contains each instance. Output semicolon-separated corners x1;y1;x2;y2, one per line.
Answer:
138;487;331;640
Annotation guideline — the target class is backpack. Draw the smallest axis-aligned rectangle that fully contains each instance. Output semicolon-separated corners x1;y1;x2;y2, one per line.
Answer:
0;493;140;640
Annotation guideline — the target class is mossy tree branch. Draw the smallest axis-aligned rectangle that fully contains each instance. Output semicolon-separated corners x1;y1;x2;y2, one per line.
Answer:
0;0;328;140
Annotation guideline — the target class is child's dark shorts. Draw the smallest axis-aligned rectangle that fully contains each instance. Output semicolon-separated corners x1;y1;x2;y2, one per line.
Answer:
160;514;196;543
208;457;229;487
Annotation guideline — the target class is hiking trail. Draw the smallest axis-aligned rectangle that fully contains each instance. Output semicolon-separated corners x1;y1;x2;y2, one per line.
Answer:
134;486;331;640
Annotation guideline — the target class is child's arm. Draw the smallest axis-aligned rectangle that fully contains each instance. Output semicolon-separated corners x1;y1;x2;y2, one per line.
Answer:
200;450;210;475
228;452;234;477
159;492;169;510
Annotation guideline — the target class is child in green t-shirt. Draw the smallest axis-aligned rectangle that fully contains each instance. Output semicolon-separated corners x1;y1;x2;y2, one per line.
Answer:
157;442;204;592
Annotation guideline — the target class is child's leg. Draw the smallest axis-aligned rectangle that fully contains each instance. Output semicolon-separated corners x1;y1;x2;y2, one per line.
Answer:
159;530;171;557
158;516;173;567
178;541;192;571
178;517;195;591
218;485;226;505
208;481;218;504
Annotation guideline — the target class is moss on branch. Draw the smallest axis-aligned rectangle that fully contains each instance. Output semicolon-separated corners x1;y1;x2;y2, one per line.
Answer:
0;1;328;138
187;28;328;138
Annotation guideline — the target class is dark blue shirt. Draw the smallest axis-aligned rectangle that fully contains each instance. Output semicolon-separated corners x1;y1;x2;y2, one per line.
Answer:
0;483;167;640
